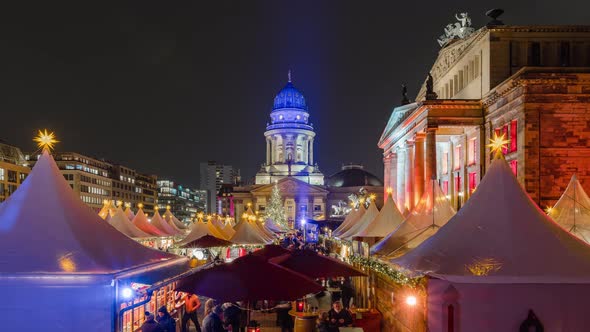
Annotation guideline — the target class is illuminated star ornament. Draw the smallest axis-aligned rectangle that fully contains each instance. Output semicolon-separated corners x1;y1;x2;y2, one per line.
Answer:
34;129;59;152
486;132;509;158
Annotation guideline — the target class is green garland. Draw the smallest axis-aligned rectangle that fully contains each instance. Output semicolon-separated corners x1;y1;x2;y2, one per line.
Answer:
348;255;423;288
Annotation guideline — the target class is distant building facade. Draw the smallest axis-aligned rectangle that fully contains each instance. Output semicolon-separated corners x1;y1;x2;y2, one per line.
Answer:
199;161;236;213
157;179;206;222
0;141;30;203
326;164;384;219
379;23;590;211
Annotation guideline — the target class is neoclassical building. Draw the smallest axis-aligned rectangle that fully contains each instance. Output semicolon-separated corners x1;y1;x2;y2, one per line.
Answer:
379;19;590;211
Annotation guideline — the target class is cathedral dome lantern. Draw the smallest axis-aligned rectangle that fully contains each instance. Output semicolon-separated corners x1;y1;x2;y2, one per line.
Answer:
272;81;308;111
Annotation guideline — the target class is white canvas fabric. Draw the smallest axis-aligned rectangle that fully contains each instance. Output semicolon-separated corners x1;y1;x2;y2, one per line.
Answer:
151;209;181;236
108;207;152;238
265;218;289;233
178;220;227;246
222;220;236;239
340;200;380;240
124;206;135;221
371;180;455;257
332;205;365;237
133;209;167;237
230;219;272;245
548;174;590;243
355;192;404;238
392;158;590;283
163;209;187;230
206;219;230;240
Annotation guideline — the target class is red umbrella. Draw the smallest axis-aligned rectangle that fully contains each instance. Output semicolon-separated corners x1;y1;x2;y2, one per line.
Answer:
175;254;324;302
178;234;233;249
270;249;366;279
251;244;291;259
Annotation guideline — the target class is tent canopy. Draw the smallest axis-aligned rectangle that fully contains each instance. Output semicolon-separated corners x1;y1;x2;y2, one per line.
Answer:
230;219;272;245
548;174;590;243
133;209;167;237
108;207;152;238
0;151;177;274
355;192;404;238
333;204;365;237
392;158;590;283
371;180;455;257
178;220;227;246
340;200;380;239
151;209;181;236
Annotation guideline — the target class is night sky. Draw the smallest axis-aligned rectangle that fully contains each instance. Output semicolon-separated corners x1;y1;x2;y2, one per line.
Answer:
1;1;588;187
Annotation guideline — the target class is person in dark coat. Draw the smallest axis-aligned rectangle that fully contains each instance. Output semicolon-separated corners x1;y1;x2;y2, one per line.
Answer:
223;302;243;332
327;301;353;332
156;306;176;332
141;312;165;332
273;301;294;332
201;305;226;332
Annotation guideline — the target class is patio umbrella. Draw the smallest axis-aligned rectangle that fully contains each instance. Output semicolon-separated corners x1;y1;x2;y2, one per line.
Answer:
270;249;366;279
175;254;324;302
179;234;234;249
251;244;291;259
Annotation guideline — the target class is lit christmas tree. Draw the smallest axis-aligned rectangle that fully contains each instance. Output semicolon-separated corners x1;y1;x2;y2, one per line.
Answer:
266;183;288;229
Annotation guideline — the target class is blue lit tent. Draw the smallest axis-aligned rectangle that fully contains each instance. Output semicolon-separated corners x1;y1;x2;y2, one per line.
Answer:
0;151;189;331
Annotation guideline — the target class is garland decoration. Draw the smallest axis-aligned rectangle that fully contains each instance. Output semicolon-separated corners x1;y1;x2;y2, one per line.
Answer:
348;254;423;288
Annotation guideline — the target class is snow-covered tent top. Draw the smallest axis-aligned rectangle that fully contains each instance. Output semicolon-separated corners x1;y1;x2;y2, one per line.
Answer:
392;158;590;283
133;208;167;237
0;151;182;274
151;209;181;236
332;205;365;237
355;191;404;238
124;206;135;221
177;220;227;246
108;206;152;238
163;208;188;230
548;174;590;243
371;180;455;258
230;219;273;245
340;200;380;240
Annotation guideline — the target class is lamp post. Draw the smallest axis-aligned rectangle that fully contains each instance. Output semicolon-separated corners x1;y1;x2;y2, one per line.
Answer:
300;218;307;242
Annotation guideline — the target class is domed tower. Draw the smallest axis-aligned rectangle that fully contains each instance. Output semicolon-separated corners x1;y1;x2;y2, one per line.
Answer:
255;72;324;185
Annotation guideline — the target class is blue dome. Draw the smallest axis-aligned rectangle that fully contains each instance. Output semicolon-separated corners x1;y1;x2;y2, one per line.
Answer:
272;82;307;111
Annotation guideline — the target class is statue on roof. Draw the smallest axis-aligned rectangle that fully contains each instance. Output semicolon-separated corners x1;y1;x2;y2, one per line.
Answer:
425;74;438;100
401;84;410;105
437;12;475;47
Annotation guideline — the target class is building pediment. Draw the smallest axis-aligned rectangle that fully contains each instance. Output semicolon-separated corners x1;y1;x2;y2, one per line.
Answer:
251;177;328;196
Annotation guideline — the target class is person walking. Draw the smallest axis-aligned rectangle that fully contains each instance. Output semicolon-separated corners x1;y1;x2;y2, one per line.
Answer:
156;306;176;332
327;301;353;332
182;293;202;332
141;312;165;332
202;305;226;332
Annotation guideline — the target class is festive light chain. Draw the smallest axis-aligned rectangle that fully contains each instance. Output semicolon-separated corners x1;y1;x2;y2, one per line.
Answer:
348;255;423;288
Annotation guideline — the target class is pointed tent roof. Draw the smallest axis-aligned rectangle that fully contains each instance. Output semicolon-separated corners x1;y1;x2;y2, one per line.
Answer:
222;220;236;239
371;180;455;257
265;218;289;233
165;214;185;235
124;206;135;221
230;219;272;245
0;151;177;274
548;174;590;243
206;219;230;240
163;208;188;230
332;205;365;237
98;201;111;220
340;200;380;239
108;207;152;238
177;220;227;246
133;209;167;237
151;209;181;236
355;192;405;238
392;158;590;283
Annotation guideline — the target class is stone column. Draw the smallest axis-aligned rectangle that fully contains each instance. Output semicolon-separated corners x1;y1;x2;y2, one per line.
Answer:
396;147;406;211
405;140;415;210
383;153;392;197
266;138;271;165
414;134;425;205
390;153;398;203
425;127;437;184
309;138;314;165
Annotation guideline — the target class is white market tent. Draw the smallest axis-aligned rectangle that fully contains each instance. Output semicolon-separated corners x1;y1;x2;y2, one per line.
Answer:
133;208;168;237
0;151;188;331
108;206;152;238
163;208;188;230
371;179;455;257
221;220;236;239
206;219;230;240
332;204;365;237
354;191;404;238
151;209;181;236
548;174;590;243
177;219;228;246
391;158;590;331
124;206;135;221
265;218;289;233
230;219;273;245
340;200;380;240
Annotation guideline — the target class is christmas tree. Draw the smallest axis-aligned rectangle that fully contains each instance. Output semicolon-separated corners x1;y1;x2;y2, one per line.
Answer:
266;183;288;229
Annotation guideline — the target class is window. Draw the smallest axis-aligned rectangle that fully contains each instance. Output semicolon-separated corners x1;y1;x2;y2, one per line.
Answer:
442;152;449;174
510;120;518;152
474;55;480;78
502;125;509;154
458;70;464;91
510;160;518;176
442;181;449;195
529;42;541;66
468;139;477;165
469;172;477;192
7;170;17;183
258;205;266;212
314;205;322;212
453;146;461;170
